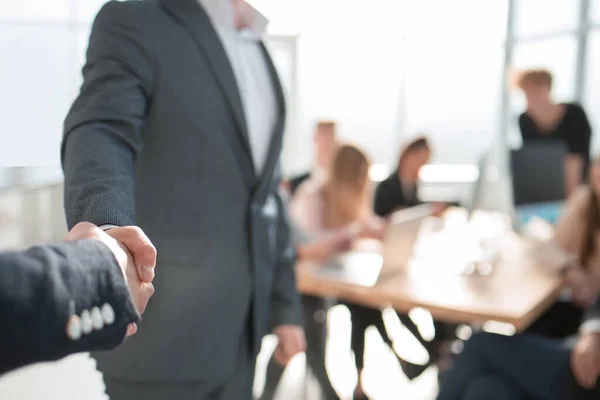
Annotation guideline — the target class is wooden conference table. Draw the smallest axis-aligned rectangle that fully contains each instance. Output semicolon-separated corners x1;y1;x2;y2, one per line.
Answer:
296;209;564;333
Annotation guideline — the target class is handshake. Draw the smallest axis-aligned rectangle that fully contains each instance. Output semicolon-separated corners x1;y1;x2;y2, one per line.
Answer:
65;222;157;337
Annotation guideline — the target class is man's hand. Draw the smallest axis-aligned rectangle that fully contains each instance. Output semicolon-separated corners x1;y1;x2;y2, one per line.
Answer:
273;325;306;366
571;332;600;389
104;226;157;283
65;223;156;336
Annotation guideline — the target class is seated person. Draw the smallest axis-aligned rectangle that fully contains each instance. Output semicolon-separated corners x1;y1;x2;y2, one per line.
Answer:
374;136;456;379
437;298;600;400
515;68;592;197
286;143;421;399
288;120;338;196
526;156;600;339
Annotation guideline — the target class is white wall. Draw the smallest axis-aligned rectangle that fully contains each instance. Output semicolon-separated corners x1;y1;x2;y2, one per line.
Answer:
0;0;509;172
0;0;111;166
252;0;509;174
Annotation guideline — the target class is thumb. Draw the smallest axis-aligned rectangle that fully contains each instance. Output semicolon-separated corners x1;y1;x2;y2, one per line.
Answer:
126;323;138;337
108;227;157;282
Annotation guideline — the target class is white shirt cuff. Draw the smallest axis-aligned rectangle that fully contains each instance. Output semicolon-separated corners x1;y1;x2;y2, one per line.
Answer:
580;319;600;335
99;224;120;231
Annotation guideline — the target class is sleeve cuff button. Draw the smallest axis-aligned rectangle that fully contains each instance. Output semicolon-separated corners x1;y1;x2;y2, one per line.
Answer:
81;309;93;334
102;303;115;325
91;307;104;330
66;315;82;341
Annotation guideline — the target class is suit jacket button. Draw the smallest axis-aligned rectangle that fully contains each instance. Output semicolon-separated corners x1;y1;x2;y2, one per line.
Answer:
102;303;115;325
66;315;82;341
80;310;93;334
91;307;104;330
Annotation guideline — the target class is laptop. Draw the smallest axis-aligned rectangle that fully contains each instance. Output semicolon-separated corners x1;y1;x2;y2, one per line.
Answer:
510;141;567;229
311;204;434;287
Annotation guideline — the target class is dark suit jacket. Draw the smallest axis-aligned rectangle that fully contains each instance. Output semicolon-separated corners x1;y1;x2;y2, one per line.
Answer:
61;0;300;383
0;240;138;375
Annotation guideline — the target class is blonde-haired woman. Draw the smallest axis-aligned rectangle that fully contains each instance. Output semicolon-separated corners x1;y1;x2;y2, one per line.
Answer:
290;144;417;400
260;144;377;400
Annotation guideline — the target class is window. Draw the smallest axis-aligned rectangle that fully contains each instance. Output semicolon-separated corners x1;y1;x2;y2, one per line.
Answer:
514;0;580;37
0;25;75;166
590;0;600;23
584;30;600;154
404;38;504;164
0;0;69;22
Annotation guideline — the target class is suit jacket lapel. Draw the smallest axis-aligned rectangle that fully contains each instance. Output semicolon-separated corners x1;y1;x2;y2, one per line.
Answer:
254;42;286;198
160;0;256;179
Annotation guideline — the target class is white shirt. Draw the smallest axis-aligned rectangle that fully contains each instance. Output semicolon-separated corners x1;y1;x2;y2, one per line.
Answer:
199;0;277;174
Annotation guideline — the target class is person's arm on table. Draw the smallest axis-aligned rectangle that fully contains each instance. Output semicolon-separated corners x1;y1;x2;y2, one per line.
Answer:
549;187;599;307
270;190;306;366
61;2;154;273
0;222;155;376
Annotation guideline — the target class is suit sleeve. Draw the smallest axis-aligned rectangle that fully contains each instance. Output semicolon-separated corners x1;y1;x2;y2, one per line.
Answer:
269;189;302;328
0;240;139;375
61;1;155;229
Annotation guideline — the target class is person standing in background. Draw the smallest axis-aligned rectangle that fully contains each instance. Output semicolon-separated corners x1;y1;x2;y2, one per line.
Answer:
61;1;304;399
516;69;592;197
288;120;339;195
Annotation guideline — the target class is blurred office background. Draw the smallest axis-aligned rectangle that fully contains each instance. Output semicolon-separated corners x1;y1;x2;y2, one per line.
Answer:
0;1;598;398
3;0;600;250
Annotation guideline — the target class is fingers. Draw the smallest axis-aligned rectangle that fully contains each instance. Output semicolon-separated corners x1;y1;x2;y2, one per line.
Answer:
126;323;138;337
136;282;155;314
280;330;306;363
572;351;597;389
107;226;157;282
273;344;289;366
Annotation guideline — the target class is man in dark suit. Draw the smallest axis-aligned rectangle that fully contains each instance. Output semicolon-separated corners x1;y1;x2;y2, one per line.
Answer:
0;222;156;376
437;297;600;400
61;1;304;399
288;120;338;195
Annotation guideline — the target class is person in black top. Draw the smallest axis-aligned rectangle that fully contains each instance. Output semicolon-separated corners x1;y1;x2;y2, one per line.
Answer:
287;120;338;196
375;137;431;215
516;69;592;197
373;137;456;381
